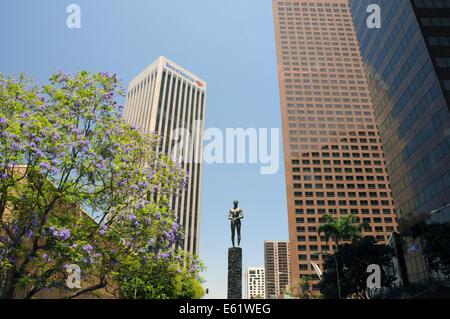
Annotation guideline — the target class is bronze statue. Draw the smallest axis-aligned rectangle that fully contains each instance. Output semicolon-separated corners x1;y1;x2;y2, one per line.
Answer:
228;200;244;247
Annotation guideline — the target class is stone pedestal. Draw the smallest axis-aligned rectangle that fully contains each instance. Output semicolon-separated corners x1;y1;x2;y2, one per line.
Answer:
227;247;242;299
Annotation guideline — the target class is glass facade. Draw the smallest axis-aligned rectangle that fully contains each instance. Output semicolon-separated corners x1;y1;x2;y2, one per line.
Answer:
349;0;450;282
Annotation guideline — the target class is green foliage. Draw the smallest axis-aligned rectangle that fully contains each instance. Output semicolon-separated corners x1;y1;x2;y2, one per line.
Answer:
319;236;394;299
318;213;362;247
287;275;312;299
423;222;450;276
118;259;205;299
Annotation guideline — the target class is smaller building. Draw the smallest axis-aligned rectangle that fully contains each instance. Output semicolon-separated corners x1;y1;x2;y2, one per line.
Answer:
264;241;291;298
247;267;265;299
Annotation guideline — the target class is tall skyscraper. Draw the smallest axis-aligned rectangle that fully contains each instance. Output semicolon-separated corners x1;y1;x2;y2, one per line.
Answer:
247;267;266;299
264;241;291;298
272;0;398;293
348;0;450;283
124;56;207;256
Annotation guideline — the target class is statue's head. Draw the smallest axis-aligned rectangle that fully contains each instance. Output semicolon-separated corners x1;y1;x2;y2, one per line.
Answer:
233;200;238;206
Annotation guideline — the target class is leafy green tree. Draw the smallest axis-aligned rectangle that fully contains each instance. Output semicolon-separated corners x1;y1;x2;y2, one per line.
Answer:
119;259;205;299
319;236;394;299
287;275;312;299
318;213;362;248
0;71;202;298
423;222;450;276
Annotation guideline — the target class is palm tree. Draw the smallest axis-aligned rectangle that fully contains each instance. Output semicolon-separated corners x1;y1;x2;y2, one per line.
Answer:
318;213;362;248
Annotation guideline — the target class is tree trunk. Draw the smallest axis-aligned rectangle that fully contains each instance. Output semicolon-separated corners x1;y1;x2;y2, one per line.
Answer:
0;268;17;299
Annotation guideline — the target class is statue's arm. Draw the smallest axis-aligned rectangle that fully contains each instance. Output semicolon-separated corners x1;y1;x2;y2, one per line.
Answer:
228;210;232;220
239;208;244;219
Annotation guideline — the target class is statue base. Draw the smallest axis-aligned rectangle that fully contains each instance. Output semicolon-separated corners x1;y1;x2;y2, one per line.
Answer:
227;247;242;299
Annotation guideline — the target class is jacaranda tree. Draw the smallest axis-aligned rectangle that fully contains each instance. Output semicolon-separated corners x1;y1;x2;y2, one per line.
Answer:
0;71;203;298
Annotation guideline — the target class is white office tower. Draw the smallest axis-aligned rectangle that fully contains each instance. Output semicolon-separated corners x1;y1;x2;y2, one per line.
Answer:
124;56;207;256
247;267;266;299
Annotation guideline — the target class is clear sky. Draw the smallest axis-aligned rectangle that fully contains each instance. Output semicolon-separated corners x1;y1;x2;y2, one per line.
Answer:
0;0;289;298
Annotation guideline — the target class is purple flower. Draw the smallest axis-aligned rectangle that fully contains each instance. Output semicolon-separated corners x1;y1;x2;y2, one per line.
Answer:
19;111;30;119
72;244;77;249
25;229;35;239
39;162;50;170
82;244;93;253
161;252;170;259
58;229;70;240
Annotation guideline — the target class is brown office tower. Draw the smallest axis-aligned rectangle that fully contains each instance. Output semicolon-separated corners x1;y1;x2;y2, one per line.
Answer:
272;0;398;293
264;241;291;298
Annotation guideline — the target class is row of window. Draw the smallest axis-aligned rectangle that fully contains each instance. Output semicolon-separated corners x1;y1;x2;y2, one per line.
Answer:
294;191;389;198
294;199;392;206
296;233;389;243
288;110;372;117
288;130;375;138
292;165;382;172
290;134;378;142
421;17;450;27
278;2;346;8
294;181;387;188
295;208;394;215
280;26;354;35
294;183;387;189
289;118;373;125
287;103;370;111
282;57;361;64
414;0;450;8
292;152;380;160
428;36;450;47
435;57;450;68
297;217;393;226
286;84;366;91
298;244;335;252
286;90;367;97
291;158;384;166
279;17;351;25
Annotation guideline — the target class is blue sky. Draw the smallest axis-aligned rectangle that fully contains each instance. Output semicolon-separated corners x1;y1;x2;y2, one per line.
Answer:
0;0;288;298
